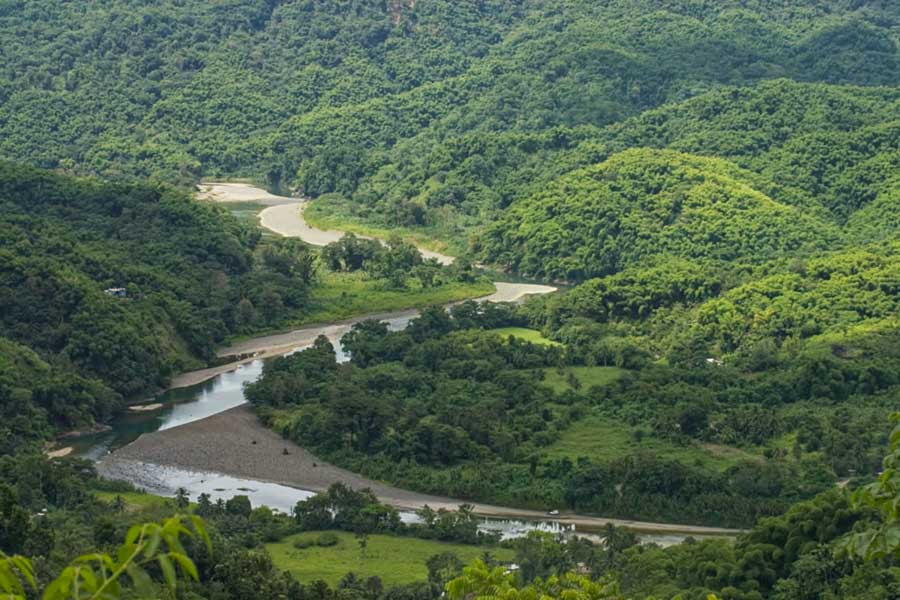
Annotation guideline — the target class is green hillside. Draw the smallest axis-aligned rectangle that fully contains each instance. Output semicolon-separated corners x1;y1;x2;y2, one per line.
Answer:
0;162;319;447
479;149;838;280
2;1;899;193
2;2;899;272
0;336;117;453
4;3;900;600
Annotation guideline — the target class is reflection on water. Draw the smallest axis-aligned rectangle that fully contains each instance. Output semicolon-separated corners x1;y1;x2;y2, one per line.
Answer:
74;360;266;460
87;311;701;546
160;361;263;431
76;313;415;461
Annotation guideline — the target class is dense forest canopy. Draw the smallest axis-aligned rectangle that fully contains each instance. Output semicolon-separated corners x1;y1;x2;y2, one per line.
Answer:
245;300;898;529
1;0;898;192
479;148;840;281
2;1;898;274
0;163;317;446
3;1;900;599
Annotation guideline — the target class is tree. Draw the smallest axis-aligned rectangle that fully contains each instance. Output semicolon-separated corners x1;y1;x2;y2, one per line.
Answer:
446;560;628;600
175;487;190;510
322;234;382;272
426;552;464;587
0;486;30;554
225;495;252;518
196;493;214;517
412;259;441;288
262;239;317;283
237;297;257;329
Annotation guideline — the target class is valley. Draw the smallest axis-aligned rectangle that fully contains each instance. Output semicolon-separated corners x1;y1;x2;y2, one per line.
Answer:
1;2;899;599
71;188;728;537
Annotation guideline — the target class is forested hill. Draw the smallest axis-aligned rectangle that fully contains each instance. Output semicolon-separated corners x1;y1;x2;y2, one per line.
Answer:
2;1;899;274
0;0;525;184
479;148;840;280
1;0;898;191
0;163;314;448
475;81;900;280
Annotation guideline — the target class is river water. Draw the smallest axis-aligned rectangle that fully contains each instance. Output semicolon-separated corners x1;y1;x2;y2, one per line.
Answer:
79;316;599;541
75;312;411;460
78;318;694;546
76;191;694;546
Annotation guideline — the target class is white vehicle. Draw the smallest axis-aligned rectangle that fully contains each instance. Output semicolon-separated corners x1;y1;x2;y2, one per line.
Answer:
547;509;560;516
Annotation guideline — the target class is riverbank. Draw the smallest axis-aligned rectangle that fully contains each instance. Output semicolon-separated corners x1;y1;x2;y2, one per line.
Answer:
196;182;299;206
163;277;556;392
101;405;741;537
217;281;555;360
260;202;456;265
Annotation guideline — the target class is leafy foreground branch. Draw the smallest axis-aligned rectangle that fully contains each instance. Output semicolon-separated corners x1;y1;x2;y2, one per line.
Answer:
841;414;900;561
0;515;208;600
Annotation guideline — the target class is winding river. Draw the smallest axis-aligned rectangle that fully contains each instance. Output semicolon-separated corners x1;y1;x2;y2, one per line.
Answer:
80;184;737;545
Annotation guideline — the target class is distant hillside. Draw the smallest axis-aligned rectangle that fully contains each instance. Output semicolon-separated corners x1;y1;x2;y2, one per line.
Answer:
478;149;838;280
1;0;898;191
0;0;525;184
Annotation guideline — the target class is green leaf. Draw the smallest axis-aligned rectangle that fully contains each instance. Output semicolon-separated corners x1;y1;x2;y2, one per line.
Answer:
158;555;177;594
170;553;199;581
41;566;75;600
890;423;900;447
77;566;98;594
190;515;212;554
9;556;35;589
143;530;161;560
124;525;143;546
125;563;154;598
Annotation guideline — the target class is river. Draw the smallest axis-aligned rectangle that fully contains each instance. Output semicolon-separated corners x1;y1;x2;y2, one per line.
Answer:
78;183;737;545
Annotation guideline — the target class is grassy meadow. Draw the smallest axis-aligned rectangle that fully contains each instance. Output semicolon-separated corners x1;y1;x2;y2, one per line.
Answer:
267;531;513;586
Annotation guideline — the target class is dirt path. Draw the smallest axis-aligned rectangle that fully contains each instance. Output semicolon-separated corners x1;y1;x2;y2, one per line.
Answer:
103;405;742;537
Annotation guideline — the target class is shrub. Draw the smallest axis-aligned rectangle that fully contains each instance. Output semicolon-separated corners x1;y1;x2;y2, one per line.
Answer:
293;537;316;549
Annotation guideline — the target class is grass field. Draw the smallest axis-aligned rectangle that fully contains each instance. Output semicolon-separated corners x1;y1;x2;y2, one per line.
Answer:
300;272;495;325
267;531;513;586
489;327;562;347
540;366;625;392
92;490;173;511
546;412;759;472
